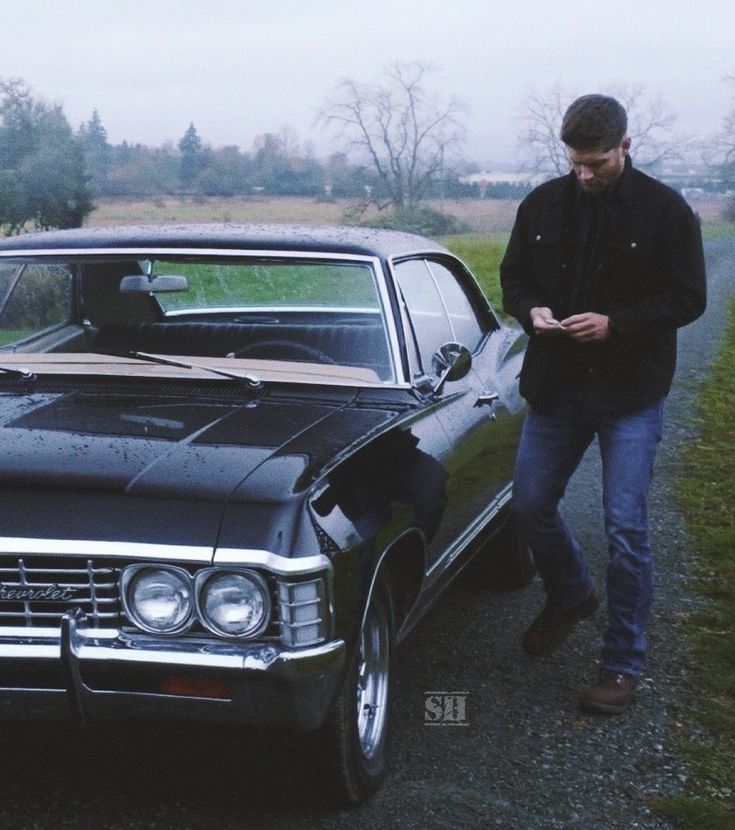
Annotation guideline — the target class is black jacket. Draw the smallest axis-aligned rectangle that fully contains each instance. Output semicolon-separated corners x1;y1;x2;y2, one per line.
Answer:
500;159;707;412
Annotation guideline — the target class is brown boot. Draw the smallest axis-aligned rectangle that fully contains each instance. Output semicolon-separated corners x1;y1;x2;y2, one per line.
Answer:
579;670;638;714
521;586;600;656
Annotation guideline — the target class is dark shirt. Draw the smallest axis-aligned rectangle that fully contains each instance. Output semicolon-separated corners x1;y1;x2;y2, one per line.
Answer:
558;171;624;396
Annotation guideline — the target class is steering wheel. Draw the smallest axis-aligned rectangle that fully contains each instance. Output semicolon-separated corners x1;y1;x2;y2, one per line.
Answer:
233;339;336;364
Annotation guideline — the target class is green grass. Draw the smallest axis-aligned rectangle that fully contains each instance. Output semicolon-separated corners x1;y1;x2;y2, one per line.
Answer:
701;221;735;241
0;328;35;345
441;232;509;308
654;300;735;828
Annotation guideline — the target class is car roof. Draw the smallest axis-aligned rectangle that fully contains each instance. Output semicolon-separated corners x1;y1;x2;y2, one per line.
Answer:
0;223;451;261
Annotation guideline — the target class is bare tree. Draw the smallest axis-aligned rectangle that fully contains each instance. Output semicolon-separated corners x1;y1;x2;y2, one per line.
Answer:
319;62;464;210
518;83;684;177
710;76;735;182
708;76;735;218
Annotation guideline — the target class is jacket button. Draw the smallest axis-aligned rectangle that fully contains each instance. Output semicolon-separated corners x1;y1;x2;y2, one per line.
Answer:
535;235;542;241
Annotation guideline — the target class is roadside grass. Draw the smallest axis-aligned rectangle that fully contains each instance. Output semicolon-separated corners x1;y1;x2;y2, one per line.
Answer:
654;300;735;829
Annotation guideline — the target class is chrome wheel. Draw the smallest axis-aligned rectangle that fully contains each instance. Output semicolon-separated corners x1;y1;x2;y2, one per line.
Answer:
316;581;394;805
355;589;391;760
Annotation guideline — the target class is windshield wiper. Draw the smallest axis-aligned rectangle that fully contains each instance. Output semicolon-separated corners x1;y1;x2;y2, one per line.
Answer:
129;352;262;389
0;365;37;381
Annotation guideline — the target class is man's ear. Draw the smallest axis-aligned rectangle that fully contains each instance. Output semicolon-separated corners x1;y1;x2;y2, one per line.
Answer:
621;136;631;154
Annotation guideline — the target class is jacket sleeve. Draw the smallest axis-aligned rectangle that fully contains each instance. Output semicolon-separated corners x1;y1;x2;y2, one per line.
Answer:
500;201;543;335
607;200;707;335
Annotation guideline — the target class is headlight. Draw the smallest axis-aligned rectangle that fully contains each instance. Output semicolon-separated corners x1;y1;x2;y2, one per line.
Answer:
197;571;269;638
124;566;193;634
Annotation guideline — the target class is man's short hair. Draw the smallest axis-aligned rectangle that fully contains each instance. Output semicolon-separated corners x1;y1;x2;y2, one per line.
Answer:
560;95;628;151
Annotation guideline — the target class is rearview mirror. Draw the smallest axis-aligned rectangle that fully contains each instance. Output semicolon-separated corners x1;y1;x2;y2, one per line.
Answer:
119;274;189;293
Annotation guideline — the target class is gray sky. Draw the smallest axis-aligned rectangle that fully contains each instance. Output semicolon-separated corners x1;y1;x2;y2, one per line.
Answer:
2;0;732;167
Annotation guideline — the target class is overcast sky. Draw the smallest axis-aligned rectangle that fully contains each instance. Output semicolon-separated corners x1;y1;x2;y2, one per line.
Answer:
2;0;733;168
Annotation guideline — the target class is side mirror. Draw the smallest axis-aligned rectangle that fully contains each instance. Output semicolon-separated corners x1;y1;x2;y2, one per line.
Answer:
119;274;189;294
431;342;472;394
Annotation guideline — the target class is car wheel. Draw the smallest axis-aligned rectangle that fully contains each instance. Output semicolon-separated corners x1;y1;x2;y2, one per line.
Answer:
464;513;535;591
316;581;394;806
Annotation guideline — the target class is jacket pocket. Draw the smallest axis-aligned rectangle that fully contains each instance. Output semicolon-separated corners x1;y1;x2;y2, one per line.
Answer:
606;233;660;297
527;227;563;288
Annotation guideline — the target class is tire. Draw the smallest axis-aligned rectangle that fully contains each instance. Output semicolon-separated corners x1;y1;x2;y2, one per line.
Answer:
463;512;535;591
316;581;394;806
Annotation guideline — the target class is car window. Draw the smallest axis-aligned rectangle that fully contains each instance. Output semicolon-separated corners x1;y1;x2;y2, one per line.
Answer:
394;258;486;373
393;259;454;372
0;263;73;347
155;260;381;311
425;260;485;351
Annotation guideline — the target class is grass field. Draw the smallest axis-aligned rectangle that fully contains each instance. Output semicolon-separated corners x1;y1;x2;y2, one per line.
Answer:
655;301;735;829
87;193;732;235
87;195;522;235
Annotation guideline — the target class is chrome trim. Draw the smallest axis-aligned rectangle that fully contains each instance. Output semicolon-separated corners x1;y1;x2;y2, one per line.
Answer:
372;257;404;385
214;548;332;576
0;247;380;262
0;537;213;563
426;483;513;579
0;539;334;576
0;626;118;639
165;305;383;317
0;629;345;673
276;578;328;647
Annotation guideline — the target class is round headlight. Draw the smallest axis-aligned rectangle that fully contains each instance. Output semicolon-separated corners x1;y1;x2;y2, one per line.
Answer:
199;571;269;638
127;567;193;633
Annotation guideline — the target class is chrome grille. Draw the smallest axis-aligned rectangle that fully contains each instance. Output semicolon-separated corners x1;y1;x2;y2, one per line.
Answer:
0;556;122;628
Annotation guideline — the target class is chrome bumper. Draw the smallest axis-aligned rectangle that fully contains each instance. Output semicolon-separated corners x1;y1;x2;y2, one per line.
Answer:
0;611;346;731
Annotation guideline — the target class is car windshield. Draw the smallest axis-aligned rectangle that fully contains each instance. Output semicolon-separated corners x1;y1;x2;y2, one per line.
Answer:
0;255;395;383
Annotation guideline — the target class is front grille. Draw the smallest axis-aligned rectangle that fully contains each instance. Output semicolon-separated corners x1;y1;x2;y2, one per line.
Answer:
0;556;123;629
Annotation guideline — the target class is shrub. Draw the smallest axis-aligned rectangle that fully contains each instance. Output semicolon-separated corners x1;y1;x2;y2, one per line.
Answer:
349;205;469;237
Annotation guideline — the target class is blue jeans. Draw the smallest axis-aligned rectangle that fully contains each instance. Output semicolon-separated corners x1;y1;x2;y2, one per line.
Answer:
512;395;664;676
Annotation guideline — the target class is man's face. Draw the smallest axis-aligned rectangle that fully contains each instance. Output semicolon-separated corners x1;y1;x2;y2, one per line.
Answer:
567;137;630;194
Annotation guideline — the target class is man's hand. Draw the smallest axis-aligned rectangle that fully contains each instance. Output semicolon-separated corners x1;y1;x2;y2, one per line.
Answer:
530;307;567;336
559;312;610;343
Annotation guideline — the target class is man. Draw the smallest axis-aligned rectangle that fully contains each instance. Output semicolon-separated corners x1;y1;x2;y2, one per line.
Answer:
500;95;706;714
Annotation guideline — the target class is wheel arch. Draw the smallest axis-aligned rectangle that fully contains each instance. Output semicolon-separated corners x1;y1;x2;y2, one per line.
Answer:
365;528;426;642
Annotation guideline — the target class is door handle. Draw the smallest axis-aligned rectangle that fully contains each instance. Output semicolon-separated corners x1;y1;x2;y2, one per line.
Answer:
474;391;499;408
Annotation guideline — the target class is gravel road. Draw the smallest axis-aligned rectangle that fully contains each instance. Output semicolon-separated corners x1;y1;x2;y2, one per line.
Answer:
2;238;733;830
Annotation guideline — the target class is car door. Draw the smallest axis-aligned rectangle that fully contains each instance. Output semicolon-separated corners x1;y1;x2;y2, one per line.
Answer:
392;256;525;585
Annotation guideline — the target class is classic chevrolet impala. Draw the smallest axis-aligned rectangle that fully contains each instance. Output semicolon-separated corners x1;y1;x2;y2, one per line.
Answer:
0;223;529;804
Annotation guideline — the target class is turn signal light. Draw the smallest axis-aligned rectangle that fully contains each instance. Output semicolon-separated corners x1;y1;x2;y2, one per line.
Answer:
160;676;231;699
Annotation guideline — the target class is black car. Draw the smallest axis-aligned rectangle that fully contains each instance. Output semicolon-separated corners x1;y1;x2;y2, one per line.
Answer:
0;223;529;804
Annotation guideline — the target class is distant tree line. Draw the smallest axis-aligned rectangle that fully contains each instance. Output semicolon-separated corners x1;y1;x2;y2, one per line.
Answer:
2;68;735;235
77;114;479;203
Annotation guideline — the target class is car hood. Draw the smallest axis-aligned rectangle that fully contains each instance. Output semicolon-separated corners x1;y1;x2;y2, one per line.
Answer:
0;385;403;548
